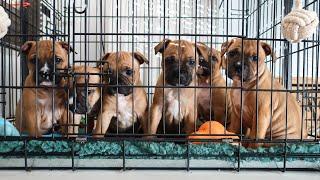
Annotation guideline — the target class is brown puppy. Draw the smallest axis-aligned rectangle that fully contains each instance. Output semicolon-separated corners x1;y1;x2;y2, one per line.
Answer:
92;51;148;137
222;38;307;148
67;65;101;136
197;47;230;125
15;40;72;137
149;39;210;135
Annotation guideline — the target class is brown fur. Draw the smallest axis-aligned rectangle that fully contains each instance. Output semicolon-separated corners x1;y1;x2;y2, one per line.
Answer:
149;39;210;134
15;40;72;136
197;48;231;125
67;65;101;136
92;51;148;137
222;38;307;148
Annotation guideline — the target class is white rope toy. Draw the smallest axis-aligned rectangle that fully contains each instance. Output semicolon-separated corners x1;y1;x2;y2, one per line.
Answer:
281;0;319;43
0;6;11;39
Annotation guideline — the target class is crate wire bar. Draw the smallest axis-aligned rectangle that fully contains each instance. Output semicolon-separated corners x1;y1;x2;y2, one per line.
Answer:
0;0;319;171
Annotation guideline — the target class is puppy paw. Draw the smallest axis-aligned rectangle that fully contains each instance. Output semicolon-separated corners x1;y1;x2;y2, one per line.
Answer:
143;135;157;140
92;134;105;138
243;142;263;149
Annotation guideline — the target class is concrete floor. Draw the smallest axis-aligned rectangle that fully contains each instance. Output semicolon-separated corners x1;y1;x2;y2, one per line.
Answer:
0;170;319;180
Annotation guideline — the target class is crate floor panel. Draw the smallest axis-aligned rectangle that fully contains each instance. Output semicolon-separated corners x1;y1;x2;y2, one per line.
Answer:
0;158;319;170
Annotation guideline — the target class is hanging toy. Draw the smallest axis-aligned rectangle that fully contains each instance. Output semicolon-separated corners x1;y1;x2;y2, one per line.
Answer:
0;6;11;39
281;0;319;43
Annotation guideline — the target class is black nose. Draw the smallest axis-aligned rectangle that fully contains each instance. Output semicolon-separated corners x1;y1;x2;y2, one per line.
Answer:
180;69;188;74
179;76;187;83
39;71;51;80
173;71;189;85
174;69;188;77
235;62;242;73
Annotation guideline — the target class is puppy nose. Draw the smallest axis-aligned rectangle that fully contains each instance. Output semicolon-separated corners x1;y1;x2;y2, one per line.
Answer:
39;71;50;79
235;61;242;68
180;69;188;74
180;75;187;82
235;62;242;73
175;69;188;76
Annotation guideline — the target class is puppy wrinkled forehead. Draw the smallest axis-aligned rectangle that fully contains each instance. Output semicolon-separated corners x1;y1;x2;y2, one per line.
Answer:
231;39;263;55
165;40;196;57
169;42;186;48
105;52;138;68
28;41;65;59
73;66;101;84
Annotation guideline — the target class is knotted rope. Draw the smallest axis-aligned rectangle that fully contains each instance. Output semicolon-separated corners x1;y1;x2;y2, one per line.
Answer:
0;6;11;39
281;0;319;43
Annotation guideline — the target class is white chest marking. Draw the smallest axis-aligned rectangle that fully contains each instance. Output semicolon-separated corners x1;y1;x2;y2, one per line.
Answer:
37;97;62;132
165;89;183;124
115;95;136;129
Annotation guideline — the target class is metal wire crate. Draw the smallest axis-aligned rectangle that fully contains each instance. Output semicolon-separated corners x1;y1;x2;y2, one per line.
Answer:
0;0;319;171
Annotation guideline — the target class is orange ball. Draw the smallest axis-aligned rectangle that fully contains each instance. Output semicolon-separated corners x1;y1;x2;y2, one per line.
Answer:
189;121;239;144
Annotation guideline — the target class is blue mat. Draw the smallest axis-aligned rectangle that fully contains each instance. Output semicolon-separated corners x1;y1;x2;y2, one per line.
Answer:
0;140;319;162
0;117;319;162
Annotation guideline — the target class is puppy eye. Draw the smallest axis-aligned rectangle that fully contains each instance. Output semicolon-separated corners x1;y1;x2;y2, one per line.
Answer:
210;56;217;62
227;51;239;58
125;69;133;76
188;59;196;66
199;59;209;67
30;58;37;64
87;89;93;94
199;57;205;63
250;56;259;61
56;57;63;63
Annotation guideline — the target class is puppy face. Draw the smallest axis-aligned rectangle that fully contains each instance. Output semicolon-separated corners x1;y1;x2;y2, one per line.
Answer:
102;51;148;96
197;47;223;80
69;66;101;114
21;40;73;86
155;39;210;86
221;38;273;82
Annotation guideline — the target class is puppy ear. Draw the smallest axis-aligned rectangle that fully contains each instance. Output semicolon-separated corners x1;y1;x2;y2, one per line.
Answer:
260;41;277;63
133;51;149;65
21;41;35;55
154;39;172;54
260;42;272;56
212;50;226;69
102;52;111;60
195;42;210;60
58;42;76;54
97;52;111;67
221;56;227;69
221;38;236;57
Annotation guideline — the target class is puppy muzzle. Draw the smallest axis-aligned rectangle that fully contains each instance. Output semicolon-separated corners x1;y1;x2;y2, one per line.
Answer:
38;71;53;85
197;67;211;77
198;59;211;77
35;71;64;86
227;61;250;82
106;75;133;96
166;70;193;86
68;95;92;114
